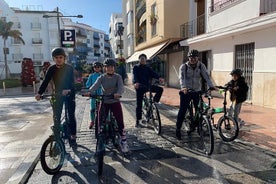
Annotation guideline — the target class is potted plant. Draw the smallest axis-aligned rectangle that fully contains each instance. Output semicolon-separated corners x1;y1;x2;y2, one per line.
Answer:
150;14;157;25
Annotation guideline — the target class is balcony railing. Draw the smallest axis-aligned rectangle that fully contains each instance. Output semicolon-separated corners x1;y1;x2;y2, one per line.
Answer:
33;53;43;60
31;22;41;29
260;0;276;15
32;38;43;44
12;22;21;29
180;14;205;39
12;53;23;60
11;38;22;44
209;0;240;13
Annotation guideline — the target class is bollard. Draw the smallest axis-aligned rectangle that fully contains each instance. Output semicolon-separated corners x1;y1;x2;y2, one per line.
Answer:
33;81;36;94
3;82;6;95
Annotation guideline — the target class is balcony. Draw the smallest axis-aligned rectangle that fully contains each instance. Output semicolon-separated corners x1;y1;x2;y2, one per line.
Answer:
32;38;43;44
104;42;111;49
93;32;100;40
94;40;100;48
12;53;23;60
76;28;87;37
260;0;276;15
180;14;205;39
75;44;92;53
209;0;240;13
31;22;41;29
12;22;21;29
135;0;146;19
104;35;109;41
11;38;23;45
33;53;43;60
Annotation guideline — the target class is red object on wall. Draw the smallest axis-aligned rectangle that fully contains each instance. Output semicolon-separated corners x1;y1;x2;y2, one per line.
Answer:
21;58;36;86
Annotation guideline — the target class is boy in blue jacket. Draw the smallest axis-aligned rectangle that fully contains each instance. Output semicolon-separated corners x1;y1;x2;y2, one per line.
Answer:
86;62;102;129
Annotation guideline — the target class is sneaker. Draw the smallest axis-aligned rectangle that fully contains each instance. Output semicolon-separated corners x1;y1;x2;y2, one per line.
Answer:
135;119;142;128
120;140;129;153
70;139;77;149
239;120;245;127
89;121;94;129
176;129;182;140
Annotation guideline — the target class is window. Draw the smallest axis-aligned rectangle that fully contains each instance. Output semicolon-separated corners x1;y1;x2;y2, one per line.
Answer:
235;42;254;100
151;3;157;36
127;11;133;24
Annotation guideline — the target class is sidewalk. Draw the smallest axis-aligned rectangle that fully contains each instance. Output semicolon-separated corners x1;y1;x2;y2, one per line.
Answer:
155;86;276;152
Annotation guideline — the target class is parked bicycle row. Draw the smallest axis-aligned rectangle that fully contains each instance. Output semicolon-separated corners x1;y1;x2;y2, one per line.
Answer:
35;48;249;176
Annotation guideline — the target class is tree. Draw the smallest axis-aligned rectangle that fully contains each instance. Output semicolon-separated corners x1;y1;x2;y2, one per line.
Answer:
0;19;25;79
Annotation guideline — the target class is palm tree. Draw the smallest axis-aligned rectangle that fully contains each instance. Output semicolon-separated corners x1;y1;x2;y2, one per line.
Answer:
0;19;25;79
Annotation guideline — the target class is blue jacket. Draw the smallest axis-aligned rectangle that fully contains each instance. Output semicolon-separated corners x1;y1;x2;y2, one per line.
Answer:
86;72;102;95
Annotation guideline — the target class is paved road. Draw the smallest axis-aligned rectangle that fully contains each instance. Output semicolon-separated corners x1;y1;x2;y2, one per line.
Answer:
24;89;276;184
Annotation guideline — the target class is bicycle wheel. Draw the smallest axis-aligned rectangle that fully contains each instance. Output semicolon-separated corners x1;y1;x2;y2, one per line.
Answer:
183;104;193;133
40;136;65;175
95;134;105;176
141;96;149;122
218;115;239;142
151;103;162;135
199;116;214;155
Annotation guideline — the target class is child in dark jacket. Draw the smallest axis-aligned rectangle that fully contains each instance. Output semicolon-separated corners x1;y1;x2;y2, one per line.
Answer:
226;69;248;127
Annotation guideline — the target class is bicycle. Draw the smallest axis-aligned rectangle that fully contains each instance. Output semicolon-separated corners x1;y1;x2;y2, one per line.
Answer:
82;93;121;176
141;83;162;135
40;94;76;175
204;85;239;142
182;89;214;155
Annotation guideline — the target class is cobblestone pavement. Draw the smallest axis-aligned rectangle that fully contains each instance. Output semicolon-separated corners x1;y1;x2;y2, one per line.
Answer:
25;88;276;184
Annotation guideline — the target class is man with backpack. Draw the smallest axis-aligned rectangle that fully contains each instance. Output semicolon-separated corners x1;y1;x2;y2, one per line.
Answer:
176;49;215;140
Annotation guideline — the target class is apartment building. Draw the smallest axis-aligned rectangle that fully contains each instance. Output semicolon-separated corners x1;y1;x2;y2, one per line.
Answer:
62;18;111;64
124;0;189;87
109;13;124;59
0;2;60;79
179;0;276;109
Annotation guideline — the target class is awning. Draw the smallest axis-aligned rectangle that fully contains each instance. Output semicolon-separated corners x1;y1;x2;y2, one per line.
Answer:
126;41;169;63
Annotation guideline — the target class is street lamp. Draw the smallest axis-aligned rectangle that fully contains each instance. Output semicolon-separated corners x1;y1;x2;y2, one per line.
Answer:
42;7;83;47
117;26;124;58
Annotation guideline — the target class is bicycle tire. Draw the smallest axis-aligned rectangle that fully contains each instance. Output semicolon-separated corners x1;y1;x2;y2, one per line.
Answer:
96;135;105;176
141;96;149;122
183;103;193;133
151;103;162;135
40;136;65;175
218;115;239;142
199;116;214;155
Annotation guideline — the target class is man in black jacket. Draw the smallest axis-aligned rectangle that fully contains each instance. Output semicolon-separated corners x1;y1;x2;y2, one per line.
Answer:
132;53;164;127
35;48;77;146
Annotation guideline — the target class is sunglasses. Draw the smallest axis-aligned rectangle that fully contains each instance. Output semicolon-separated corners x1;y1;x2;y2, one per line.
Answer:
94;66;101;68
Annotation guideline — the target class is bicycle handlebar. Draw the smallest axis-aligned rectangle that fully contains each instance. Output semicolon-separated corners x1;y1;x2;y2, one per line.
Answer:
81;93;121;99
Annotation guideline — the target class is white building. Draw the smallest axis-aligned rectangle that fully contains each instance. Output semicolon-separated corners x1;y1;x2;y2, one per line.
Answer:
109;13;124;59
0;0;111;80
180;0;276;109
62;18;111;64
0;1;60;79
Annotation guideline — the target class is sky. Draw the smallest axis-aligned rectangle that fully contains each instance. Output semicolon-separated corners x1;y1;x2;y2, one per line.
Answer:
4;0;122;33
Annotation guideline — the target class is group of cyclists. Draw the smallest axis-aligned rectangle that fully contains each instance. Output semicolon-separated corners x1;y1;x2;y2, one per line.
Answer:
35;47;248;153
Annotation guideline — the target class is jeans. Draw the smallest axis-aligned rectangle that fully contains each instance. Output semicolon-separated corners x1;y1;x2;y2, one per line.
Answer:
98;102;125;136
52;95;77;136
229;101;242;122
176;91;199;130
135;85;163;121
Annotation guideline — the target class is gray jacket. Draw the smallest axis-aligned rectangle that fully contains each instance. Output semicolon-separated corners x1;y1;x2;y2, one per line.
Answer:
89;73;124;104
179;61;214;91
